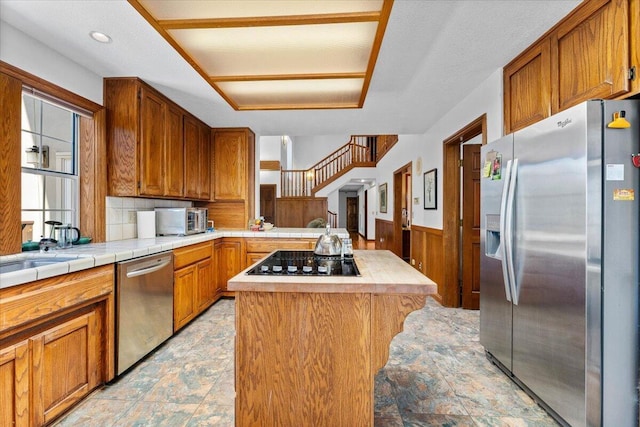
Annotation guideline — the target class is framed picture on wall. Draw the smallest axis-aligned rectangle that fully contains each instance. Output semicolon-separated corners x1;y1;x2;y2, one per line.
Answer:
423;169;437;209
379;183;388;213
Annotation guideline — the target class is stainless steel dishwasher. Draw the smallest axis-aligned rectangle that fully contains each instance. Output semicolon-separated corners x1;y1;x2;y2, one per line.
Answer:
116;251;173;375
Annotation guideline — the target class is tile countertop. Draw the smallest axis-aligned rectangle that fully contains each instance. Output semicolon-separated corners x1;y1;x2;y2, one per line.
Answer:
228;250;437;295
0;228;348;289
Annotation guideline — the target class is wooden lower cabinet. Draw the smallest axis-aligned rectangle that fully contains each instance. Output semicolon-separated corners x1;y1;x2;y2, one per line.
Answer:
235;291;427;426
174;264;197;331
31;311;101;425
0;341;29;427
215;238;244;296
173;242;217;331
196;257;215;312
244;238;315;268
0;265;113;427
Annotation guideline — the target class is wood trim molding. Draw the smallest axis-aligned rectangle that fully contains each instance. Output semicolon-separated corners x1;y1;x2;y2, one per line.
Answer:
359;0;394;107
629;0;640;96
259;160;281;171
0;63;106;251
410;224;443;236
441;114;486;307
0;61;102;114
79;110;107;243
0;72;23;255
393;162;412;258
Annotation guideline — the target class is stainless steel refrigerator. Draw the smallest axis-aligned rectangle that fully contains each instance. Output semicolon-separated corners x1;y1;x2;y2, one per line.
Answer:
480;100;639;427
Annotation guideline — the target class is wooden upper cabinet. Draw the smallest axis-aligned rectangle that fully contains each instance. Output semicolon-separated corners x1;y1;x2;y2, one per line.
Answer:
184;115;200;199
212;129;249;201
164;104;184;198
198;122;211;200
503;0;633;133
184;115;211;200
105;77;210;200
503;39;551;134
629;0;639;96
212;129;255;201
139;88;165;196
550;0;629;113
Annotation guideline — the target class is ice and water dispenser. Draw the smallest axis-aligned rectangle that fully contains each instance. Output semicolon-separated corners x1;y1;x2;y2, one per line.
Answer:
485;214;502;259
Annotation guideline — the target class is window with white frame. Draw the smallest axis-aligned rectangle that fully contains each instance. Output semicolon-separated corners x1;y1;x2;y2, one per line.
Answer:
21;91;80;242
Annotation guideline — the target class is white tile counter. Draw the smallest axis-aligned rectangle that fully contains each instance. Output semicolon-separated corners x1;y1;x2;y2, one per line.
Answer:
0;228;348;289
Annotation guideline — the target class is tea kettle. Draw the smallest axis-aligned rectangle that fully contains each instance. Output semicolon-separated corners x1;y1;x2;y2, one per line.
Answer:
313;224;343;256
55;224;81;249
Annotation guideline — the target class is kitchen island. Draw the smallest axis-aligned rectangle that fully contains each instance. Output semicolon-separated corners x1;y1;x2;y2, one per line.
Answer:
228;250;436;426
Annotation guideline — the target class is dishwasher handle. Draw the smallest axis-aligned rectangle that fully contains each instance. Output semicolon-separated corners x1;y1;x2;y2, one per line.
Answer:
126;258;172;279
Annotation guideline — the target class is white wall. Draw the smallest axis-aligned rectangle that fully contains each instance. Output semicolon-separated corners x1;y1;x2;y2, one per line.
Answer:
258;135;283;198
260;135;282;160
372;68;504;230
326;190;339;221
292;134;351;169
1;22;103;105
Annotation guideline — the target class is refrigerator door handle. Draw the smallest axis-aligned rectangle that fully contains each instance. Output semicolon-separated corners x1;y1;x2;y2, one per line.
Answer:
499;159;513;302
505;158;519;305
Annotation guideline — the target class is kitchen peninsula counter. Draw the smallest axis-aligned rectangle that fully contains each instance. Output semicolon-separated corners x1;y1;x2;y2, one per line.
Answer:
229;250;436;426
0;228;347;289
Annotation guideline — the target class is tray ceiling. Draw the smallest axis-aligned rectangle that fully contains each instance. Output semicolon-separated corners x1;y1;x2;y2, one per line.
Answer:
129;0;393;111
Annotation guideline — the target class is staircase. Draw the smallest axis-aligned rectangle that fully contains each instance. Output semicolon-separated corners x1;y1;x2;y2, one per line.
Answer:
281;135;397;197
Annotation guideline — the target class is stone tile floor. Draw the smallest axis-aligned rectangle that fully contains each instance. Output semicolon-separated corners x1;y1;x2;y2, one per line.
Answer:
54;297;559;426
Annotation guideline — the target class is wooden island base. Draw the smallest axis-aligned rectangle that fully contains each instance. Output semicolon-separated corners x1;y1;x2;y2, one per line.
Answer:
235;291;426;426
230;250;436;426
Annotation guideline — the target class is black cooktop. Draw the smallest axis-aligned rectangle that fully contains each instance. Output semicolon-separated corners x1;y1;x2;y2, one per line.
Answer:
246;250;361;276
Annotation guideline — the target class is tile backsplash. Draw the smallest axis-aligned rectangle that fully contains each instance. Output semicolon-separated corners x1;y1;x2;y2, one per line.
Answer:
106;197;192;241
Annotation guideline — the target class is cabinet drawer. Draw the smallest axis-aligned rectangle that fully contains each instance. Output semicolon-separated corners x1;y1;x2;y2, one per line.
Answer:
245;239;314;253
0;265;113;334
174;242;213;269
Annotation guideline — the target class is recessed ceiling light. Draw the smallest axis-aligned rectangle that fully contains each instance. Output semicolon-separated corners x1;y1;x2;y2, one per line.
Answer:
89;31;112;43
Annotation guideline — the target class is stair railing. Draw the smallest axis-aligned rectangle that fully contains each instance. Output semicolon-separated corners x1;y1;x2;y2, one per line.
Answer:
281;169;314;197
327;210;337;229
281;135;378;197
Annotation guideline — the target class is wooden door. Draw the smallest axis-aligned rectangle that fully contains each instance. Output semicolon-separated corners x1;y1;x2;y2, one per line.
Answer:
503;38;551;134
217;238;243;294
196;258;214;312
30;311;100;425
550;0;629;113
139;88;165;196
174;265;196;331
461;144;481;309
260;184;276;223
198;122;211;200
0;341;29;427
213;130;246;200
346;197;358;232
164;104;184;197
183;115;200;199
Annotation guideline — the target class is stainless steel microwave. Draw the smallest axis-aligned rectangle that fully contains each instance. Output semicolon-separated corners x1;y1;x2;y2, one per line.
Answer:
155;207;207;236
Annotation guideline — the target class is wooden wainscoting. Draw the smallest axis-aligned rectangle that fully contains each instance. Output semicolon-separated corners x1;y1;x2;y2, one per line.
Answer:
275;197;328;228
410;225;444;304
375;219;395;252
